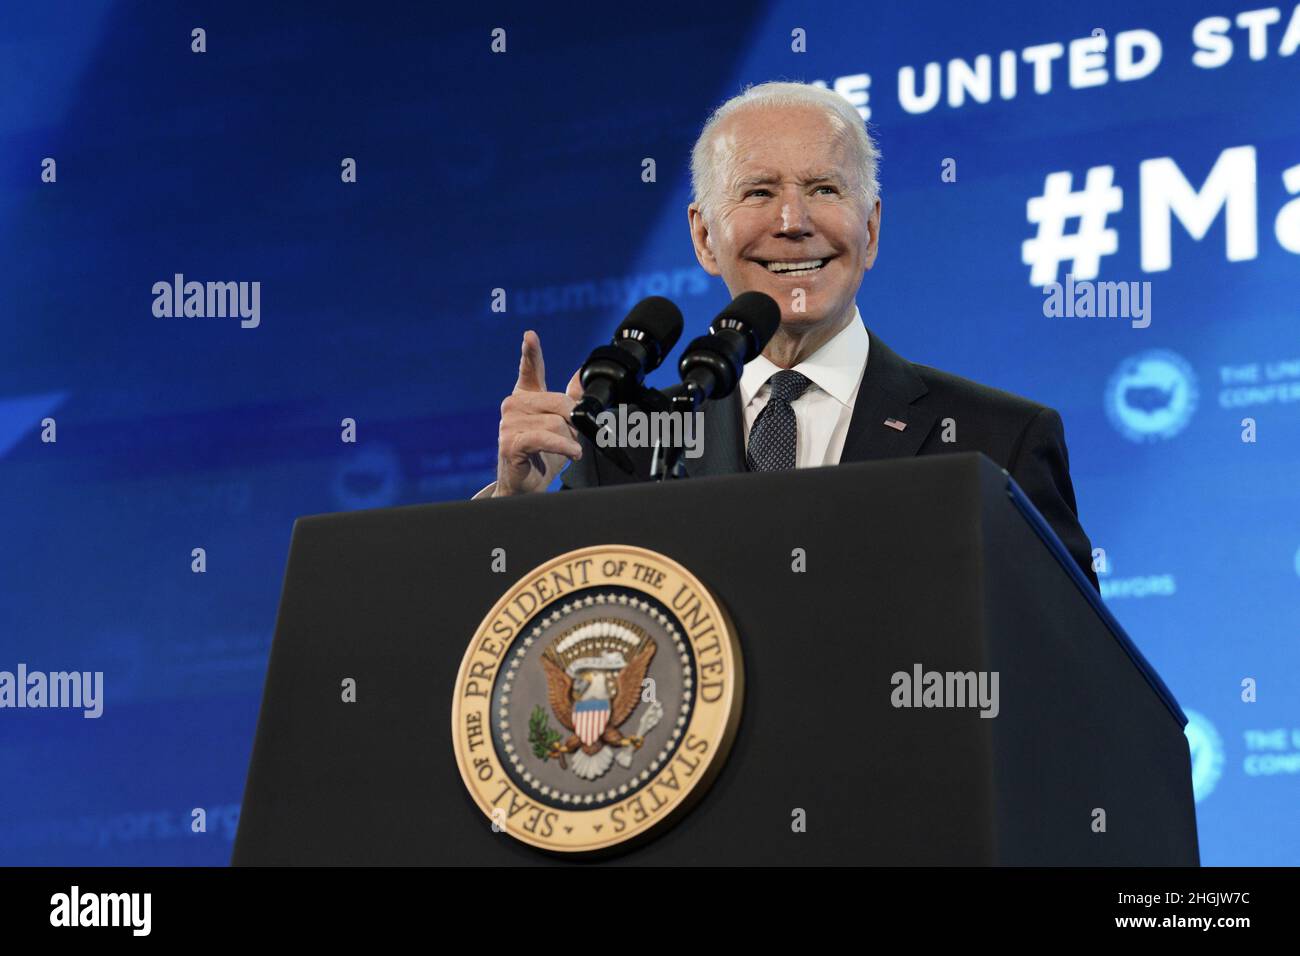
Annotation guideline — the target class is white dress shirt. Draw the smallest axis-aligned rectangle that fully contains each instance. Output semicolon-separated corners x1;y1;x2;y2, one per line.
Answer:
739;305;869;467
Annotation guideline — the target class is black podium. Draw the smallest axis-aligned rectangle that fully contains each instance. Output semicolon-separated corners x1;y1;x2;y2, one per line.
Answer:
233;453;1198;865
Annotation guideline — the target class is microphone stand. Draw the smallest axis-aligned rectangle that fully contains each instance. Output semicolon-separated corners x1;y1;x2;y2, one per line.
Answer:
645;382;705;482
573;383;706;482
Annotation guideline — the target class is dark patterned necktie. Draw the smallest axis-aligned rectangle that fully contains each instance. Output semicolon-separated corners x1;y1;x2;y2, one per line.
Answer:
746;369;813;471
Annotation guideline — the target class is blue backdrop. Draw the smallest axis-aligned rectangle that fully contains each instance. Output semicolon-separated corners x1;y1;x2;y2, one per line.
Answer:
2;0;1297;865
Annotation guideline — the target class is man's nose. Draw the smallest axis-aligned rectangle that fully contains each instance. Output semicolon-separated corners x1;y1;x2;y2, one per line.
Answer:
773;188;813;237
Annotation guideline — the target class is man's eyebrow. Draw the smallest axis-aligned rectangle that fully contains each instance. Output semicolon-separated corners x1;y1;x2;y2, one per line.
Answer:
732;171;848;188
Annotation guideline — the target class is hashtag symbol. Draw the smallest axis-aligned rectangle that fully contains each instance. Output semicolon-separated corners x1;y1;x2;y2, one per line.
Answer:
1021;166;1123;286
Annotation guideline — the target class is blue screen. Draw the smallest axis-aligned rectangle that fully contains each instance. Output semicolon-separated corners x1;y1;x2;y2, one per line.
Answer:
1;0;1297;865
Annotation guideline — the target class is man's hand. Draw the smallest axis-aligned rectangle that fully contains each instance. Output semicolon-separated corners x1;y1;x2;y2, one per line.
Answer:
494;331;585;497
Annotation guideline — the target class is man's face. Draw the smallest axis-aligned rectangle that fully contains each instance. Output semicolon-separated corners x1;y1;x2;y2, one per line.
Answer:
688;104;881;332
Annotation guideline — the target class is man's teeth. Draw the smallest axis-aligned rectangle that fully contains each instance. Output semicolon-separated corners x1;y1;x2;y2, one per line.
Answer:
764;259;827;274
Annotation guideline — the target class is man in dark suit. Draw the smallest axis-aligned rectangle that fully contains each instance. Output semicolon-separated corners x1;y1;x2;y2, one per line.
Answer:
552;324;1098;591
483;81;1098;590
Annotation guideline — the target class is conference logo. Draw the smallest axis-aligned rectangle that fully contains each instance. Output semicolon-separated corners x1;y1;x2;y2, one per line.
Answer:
330;444;401;510
1105;349;1198;442
451;545;742;853
1183;708;1225;803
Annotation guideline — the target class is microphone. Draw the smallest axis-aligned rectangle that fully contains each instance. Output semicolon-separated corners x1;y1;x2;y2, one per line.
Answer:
570;296;684;464
672;291;782;407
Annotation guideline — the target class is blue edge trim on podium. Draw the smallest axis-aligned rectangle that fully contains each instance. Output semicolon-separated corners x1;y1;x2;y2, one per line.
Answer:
1003;471;1188;729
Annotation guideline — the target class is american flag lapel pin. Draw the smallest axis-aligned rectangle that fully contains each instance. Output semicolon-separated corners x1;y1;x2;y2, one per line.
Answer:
883;417;908;432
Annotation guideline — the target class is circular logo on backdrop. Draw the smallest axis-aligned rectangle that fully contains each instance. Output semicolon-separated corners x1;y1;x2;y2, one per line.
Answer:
1183;708;1225;803
1105;349;1199;442
331;443;401;510
451;545;743;853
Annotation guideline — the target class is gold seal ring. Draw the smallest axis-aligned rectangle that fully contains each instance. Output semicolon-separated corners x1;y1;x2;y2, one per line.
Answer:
451;544;743;853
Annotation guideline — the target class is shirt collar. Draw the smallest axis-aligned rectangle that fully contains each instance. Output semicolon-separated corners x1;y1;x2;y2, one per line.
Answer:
740;305;869;409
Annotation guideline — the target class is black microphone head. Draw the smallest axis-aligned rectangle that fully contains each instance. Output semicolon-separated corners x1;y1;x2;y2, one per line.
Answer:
615;296;684;371
710;291;782;358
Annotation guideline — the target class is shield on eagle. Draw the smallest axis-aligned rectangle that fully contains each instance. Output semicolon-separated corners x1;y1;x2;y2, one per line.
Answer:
573;697;610;747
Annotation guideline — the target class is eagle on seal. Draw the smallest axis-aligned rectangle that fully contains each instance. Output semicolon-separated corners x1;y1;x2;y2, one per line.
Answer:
540;634;656;768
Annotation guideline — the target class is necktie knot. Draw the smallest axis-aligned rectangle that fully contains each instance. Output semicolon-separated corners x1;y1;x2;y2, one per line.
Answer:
767;369;812;404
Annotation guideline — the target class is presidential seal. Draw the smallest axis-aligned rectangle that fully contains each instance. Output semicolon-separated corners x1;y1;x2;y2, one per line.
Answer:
451;545;742;853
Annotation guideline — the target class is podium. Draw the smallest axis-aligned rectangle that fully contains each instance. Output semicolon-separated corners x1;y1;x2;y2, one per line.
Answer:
233;453;1198;865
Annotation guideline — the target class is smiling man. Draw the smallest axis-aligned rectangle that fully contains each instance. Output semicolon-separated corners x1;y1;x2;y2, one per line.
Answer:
486;81;1098;590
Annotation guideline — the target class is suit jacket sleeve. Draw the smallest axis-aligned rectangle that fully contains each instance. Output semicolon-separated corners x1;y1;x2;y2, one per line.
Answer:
1007;407;1100;591
559;430;601;491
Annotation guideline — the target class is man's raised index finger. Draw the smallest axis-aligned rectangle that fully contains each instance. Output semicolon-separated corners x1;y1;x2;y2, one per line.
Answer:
515;329;547;392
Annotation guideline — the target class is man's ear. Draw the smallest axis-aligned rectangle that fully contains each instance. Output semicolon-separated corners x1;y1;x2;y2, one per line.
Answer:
687;203;722;276
863;197;882;271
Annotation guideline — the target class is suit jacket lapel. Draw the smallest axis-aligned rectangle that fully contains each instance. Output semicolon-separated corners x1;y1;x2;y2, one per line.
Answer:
838;328;935;463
